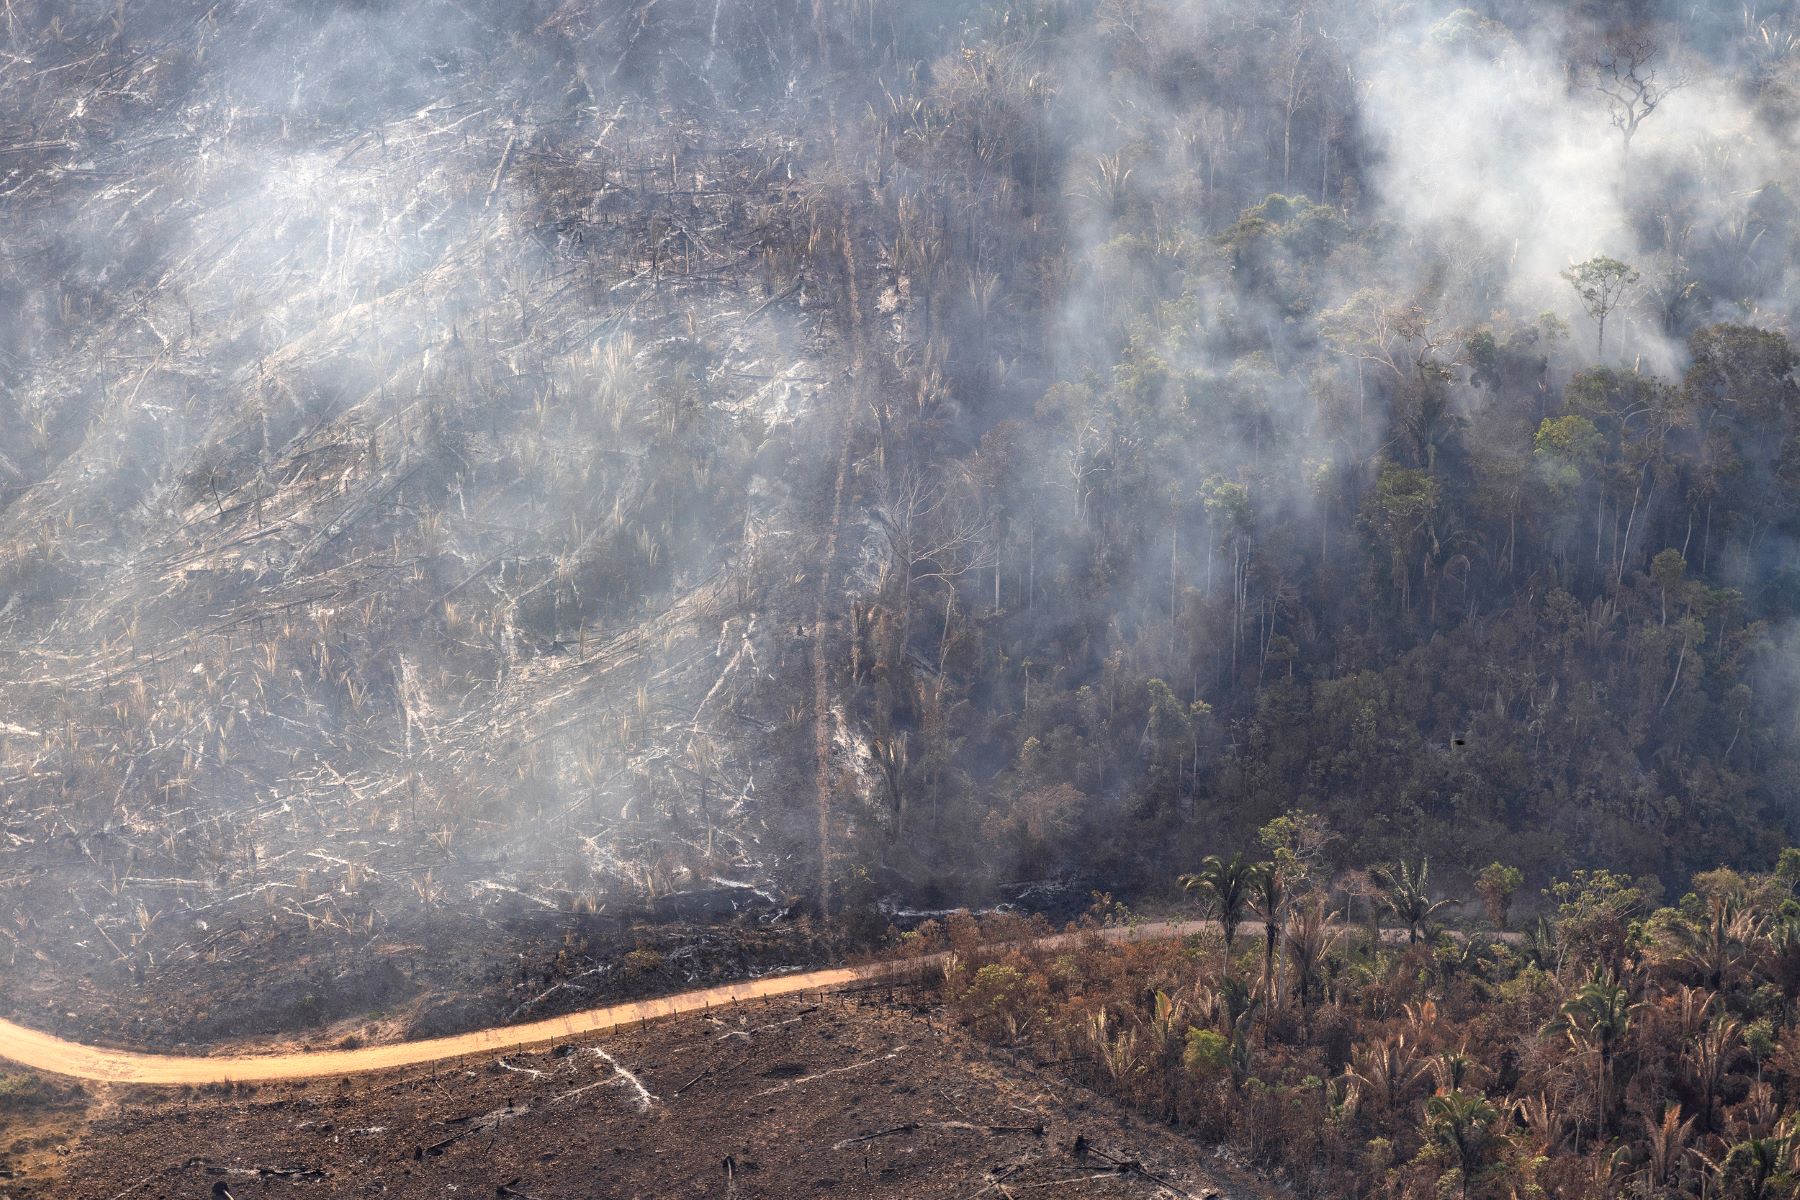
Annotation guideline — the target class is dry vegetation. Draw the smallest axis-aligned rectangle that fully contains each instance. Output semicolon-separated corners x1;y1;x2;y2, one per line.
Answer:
926;841;1800;1199
5;1;1800;1194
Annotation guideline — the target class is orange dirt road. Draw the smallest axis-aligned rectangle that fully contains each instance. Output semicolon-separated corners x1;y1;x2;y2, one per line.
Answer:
0;920;1214;1086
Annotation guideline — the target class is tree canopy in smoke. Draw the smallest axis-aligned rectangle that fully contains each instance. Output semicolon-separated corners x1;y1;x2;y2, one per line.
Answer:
0;0;1798;1027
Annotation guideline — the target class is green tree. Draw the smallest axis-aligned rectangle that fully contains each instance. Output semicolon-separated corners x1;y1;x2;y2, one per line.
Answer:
1532;414;1604;486
1373;858;1453;944
1651;548;1688;626
1424;1089;1502;1199
1182;854;1255;970
1664;891;1763;992
1283;895;1340;1009
1531;414;1604;566
1562;256;1639;357
1364;465;1440;613
1257;810;1336;888
1548;869;1653;973
1716;1136;1784;1200
1543;967;1635;1139
1475;864;1524;930
1142;679;1195;811
1247;861;1288;1007
1687;1011;1742;1134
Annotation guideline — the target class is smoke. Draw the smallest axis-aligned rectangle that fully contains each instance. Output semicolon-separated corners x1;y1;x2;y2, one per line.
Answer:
3;0;1800;1033
0;0;867;1032
1357;7;1794;373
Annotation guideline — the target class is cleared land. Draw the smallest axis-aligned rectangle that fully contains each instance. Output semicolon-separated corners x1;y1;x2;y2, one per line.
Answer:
2;990;1264;1200
0;922;1210;1085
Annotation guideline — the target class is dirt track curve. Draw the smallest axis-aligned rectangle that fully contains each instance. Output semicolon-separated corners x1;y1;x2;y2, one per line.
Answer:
0;920;1213;1086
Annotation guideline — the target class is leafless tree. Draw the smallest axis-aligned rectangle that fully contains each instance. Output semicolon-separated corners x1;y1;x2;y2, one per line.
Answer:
1277;9;1317;194
871;466;995;599
1590;35;1687;155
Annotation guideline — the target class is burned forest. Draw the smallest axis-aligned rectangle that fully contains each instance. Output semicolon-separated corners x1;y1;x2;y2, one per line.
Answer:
4;0;1800;1195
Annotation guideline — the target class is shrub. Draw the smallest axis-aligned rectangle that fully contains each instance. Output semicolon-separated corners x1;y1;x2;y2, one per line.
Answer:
1183;1027;1230;1077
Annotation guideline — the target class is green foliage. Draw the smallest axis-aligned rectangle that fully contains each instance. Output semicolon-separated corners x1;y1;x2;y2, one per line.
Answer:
1531;415;1603;503
0;1071;64;1111
1426;9;1513;56
935;853;1800;1198
1532;413;1603;464
1220;195;1349;311
959;962;1048;1042
621;948;666;976
1422;1089;1502;1197
1548;870;1654;968
1183;1026;1231;1077
1561;256;1639;355
967;962;1027;1003
1474;863;1523;930
1777;848;1800;890
1372;858;1454;943
1258;810;1334;888
1182;853;1257;958
1717;1136;1788;1200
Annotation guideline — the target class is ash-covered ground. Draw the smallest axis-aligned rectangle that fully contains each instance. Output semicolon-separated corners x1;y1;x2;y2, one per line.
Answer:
0;0;913;1044
6;993;1263;1200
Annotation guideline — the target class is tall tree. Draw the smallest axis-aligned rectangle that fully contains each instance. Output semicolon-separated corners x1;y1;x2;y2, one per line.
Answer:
1590;35;1687;156
1543;968;1635;1140
1562;256;1639;358
1475;863;1524;930
1248;861;1288;1006
1424;1090;1502;1199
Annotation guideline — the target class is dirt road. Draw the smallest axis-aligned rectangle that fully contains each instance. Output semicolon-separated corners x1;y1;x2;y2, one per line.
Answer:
0;920;1214;1085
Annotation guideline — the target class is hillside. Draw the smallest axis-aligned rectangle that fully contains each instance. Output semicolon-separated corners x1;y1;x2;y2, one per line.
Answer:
0;0;872;1042
2;0;1800;1183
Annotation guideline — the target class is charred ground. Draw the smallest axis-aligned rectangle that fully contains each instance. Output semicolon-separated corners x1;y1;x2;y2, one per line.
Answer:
6;0;1800;1135
0;989;1263;1200
0;0;898;1045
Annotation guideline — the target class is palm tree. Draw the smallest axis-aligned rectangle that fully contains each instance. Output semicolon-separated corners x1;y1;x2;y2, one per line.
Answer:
1713;1136;1782;1200
1514;1093;1568;1157
1373;858;1455;944
1196;974;1260;1090
1425;1089;1501;1199
1347;1033;1429;1112
1686;1010;1743;1134
1430;1046;1478;1096
1211;972;1256;1037
1543;966;1635;1140
1520;914;1561;973
1434;932;1492;989
1248;861;1287;1004
1182;853;1255;970
1637;1104;1697;1196
1284;894;1341;1009
1665;891;1765;992
1766;913;1800;999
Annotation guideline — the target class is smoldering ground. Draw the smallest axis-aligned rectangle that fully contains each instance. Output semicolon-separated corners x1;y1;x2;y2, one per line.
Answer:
1;0;1799;1044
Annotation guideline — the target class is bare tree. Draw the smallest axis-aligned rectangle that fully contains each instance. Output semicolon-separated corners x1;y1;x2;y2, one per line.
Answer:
1591;35;1687;156
871;467;995;600
1319;289;1459;383
1277;9;1317;194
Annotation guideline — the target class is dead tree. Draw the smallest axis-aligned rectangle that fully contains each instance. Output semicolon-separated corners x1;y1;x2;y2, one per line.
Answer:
1591;35;1687;156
